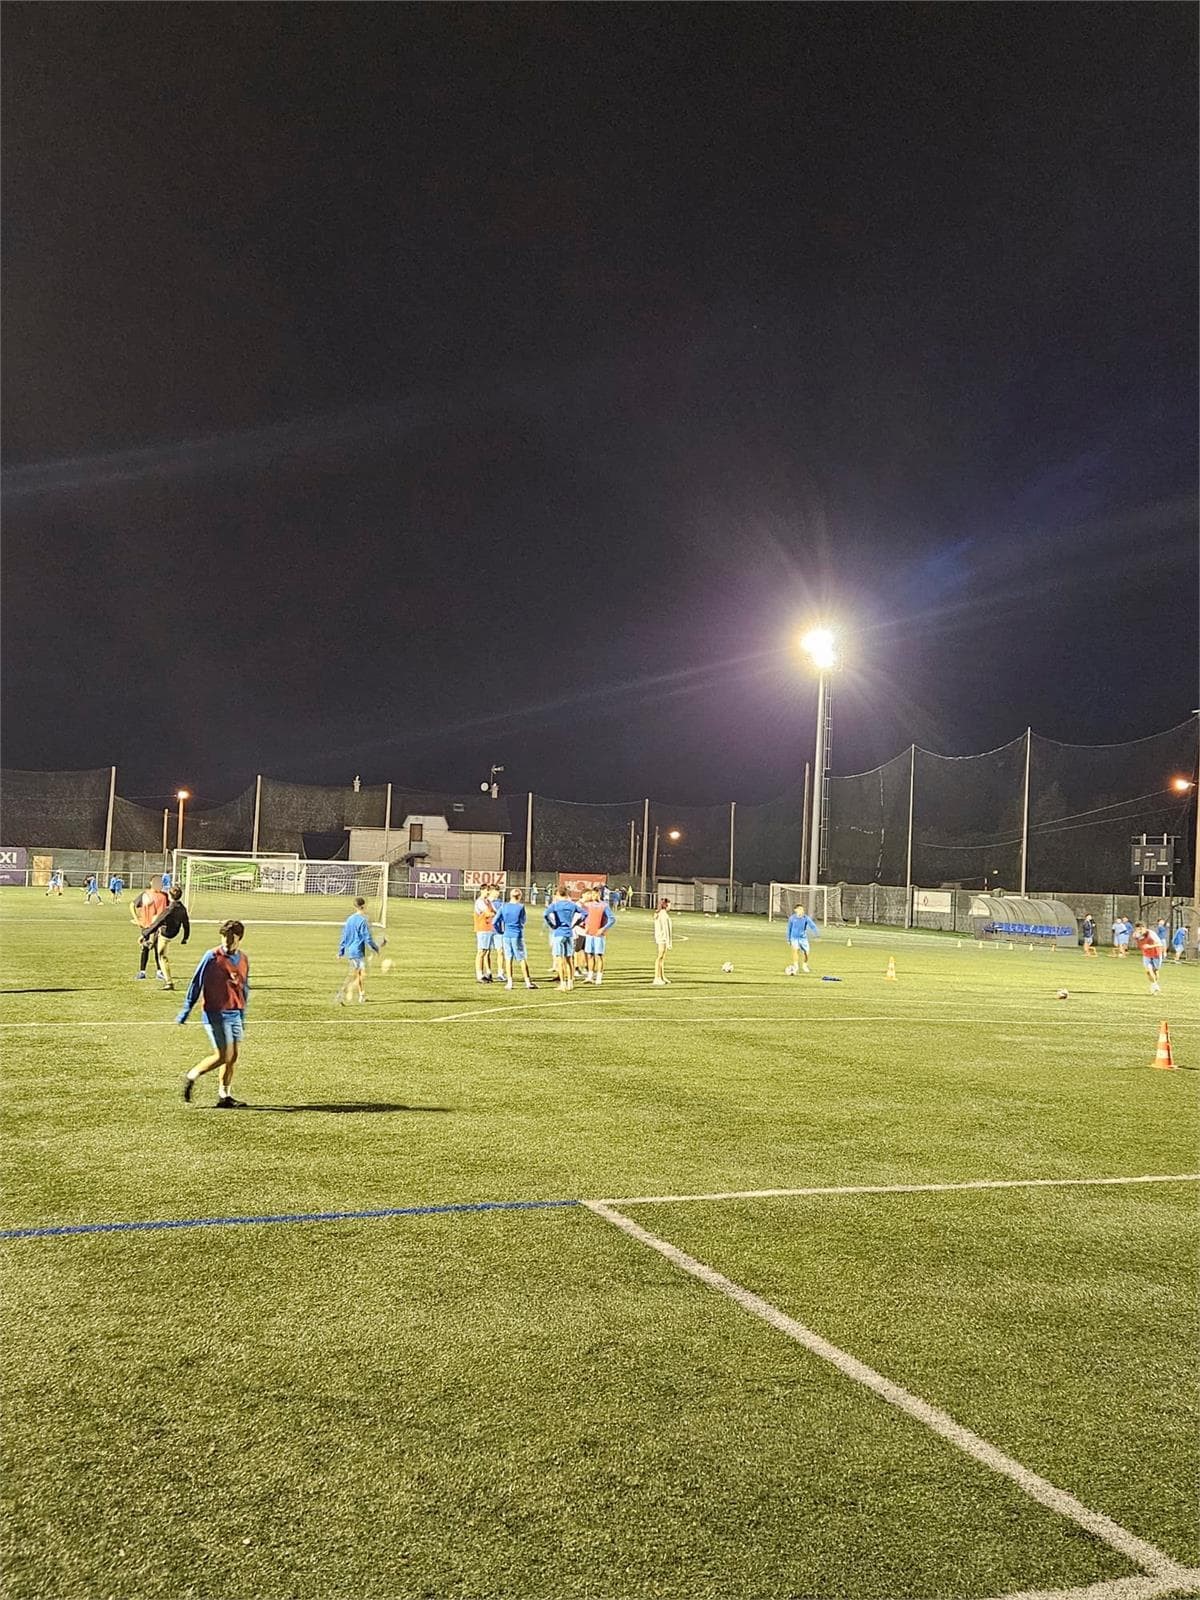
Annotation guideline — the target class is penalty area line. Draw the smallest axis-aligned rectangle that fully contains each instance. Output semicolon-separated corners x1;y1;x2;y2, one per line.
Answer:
600;1173;1200;1206
584;1199;1193;1584
981;1569;1200;1600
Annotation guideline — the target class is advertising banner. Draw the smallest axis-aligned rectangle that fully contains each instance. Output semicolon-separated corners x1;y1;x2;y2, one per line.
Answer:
0;847;28;886
558;872;607;898
462;869;507;889
409;866;463;899
913;889;954;914
259;860;307;895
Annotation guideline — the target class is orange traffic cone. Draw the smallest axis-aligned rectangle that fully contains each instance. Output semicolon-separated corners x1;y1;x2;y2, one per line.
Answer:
1150;1021;1176;1071
884;957;897;982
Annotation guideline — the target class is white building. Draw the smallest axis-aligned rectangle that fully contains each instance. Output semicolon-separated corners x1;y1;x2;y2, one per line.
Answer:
349;799;507;874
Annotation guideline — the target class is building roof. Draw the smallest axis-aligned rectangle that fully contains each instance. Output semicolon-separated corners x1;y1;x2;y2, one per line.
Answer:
394;793;511;835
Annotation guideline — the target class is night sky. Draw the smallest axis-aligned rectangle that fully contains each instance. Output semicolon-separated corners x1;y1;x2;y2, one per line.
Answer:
4;4;1197;811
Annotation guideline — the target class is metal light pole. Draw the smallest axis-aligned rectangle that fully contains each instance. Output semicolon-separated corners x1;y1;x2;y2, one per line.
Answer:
176;790;190;852
800;629;837;897
650;827;681;889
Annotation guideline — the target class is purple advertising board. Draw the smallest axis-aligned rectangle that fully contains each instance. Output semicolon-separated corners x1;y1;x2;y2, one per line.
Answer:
0;847;28;886
409;865;463;899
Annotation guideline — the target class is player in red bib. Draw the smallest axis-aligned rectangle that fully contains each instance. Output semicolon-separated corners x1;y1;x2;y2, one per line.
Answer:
1131;923;1164;995
177;919;251;1106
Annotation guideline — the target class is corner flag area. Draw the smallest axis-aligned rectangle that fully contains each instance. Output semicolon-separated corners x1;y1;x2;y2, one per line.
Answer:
2;891;1197;1599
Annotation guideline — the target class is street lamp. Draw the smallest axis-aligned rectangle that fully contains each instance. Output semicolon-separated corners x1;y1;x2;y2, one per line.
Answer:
176;790;190;852
651;827;682;886
800;627;838;894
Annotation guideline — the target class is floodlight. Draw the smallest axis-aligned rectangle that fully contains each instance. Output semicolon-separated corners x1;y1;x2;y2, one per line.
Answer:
667;829;681;842
1170;776;1194;792
800;628;837;671
176;789;190;801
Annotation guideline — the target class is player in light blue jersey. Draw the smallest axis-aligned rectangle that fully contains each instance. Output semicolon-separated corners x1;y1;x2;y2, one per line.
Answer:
1171;923;1188;963
544;892;582;990
785;905;820;974
161;871;173;892
494;889;537;991
84;873;101;903
336;896;382;1005
108;874;124;901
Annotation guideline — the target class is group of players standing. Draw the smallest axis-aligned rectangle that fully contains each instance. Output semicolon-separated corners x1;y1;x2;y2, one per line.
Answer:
470;885;620;990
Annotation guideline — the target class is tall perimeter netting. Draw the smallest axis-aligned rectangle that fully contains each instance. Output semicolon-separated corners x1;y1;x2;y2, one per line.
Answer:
825;750;912;886
1027;723;1197;893
1;768;111;849
530;798;643;881
910;737;1027;891
256;779;388;856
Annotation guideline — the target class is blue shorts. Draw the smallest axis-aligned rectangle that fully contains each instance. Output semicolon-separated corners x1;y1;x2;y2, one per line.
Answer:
790;938;809;954
551;932;574;958
202;1009;245;1050
502;934;527;963
1143;956;1162;971
585;935;606;956
476;932;497;951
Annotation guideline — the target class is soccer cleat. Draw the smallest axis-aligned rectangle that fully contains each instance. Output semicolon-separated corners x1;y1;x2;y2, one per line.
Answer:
215;1095;246;1109
162;982;175;991
333;993;345;1006
651;978;666;987
1150;983;1161;994
525;981;538;990
181;1075;194;1103
505;979;513;990
135;972;147;981
802;964;811;974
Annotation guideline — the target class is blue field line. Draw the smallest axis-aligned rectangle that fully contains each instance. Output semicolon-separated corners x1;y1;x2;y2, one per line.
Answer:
0;1196;581;1241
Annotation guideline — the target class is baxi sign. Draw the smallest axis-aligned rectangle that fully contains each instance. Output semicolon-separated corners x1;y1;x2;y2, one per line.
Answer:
0;847;28;886
409;866;463;899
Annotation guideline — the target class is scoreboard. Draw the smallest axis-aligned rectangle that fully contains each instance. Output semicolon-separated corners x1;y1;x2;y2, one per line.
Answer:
1130;838;1174;876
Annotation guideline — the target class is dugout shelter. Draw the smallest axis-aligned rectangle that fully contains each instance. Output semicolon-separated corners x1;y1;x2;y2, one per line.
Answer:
968;895;1078;945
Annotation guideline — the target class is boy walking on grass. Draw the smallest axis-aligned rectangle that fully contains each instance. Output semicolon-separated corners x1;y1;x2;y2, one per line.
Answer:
178;919;250;1107
337;897;381;1005
652;898;672;986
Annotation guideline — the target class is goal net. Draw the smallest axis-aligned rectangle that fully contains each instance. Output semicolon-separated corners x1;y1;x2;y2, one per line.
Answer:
768;883;840;924
173;848;298;886
182;857;389;927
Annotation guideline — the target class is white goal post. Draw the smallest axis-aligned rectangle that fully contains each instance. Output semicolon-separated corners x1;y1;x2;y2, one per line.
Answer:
182;856;389;927
768;883;839;924
172;847;298;886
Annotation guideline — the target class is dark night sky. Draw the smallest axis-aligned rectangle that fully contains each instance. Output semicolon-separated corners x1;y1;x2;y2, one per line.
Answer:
3;3;1197;810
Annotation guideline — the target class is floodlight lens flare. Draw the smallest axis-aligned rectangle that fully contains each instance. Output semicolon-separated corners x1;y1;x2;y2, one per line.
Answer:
1171;777;1194;792
176;789;190;801
800;628;837;670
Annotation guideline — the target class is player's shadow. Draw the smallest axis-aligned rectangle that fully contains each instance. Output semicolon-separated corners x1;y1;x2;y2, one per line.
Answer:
0;986;95;994
238;1102;452;1114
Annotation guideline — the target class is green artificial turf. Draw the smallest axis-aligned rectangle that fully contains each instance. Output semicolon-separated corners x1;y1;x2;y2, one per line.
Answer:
1;889;1197;1598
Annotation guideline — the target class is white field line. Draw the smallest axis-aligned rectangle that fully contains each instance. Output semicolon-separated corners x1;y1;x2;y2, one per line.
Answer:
585;1199;1193;1583
0;1012;1175;1030
601;1173;1200;1206
984;1571;1200;1600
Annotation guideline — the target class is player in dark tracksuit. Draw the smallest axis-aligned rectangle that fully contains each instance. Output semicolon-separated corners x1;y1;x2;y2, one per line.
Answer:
140;887;191;991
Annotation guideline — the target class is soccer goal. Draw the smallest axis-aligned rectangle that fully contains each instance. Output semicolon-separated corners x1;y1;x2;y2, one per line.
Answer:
172;848;298;887
182;856;389;927
767;883;840;924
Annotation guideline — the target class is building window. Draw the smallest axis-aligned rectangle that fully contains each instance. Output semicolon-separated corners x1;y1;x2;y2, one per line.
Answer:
409;823;424;843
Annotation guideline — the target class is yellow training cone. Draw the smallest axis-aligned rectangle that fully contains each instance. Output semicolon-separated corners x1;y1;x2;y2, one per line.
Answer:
884;957;897;981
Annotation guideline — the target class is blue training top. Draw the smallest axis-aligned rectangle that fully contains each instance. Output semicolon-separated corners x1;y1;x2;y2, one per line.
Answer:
338;911;379;960
786;913;819;942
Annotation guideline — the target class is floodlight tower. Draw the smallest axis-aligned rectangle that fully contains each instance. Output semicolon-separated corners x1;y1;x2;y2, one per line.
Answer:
176;790;190;851
800;629;838;895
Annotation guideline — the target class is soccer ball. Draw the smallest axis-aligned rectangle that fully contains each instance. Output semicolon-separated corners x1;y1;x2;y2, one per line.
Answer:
1055;988;1069;999
721;962;734;974
381;959;394;974
785;964;797;976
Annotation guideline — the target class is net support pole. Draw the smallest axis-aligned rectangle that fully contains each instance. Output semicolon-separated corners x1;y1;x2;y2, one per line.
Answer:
102;766;117;887
162;809;169;866
807;672;828;892
799;761;811;880
639;798;650;905
251;774;262;855
1019;726;1032;895
383;782;392;864
628;819;636;879
728;801;736;913
525;792;534;888
904;743;915;928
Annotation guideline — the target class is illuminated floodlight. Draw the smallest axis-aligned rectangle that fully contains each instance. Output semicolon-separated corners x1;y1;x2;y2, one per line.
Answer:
1170;776;1194;792
667;829;681;842
800;628;837;671
176;789;190;801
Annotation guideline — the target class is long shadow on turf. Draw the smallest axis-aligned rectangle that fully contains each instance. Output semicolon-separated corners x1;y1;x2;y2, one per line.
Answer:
225;1102;453;1114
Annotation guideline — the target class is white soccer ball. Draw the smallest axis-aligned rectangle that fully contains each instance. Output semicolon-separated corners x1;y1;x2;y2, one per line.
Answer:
381;959;394;974
1055;987;1069;999
721;962;734;974
785;964;796;976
